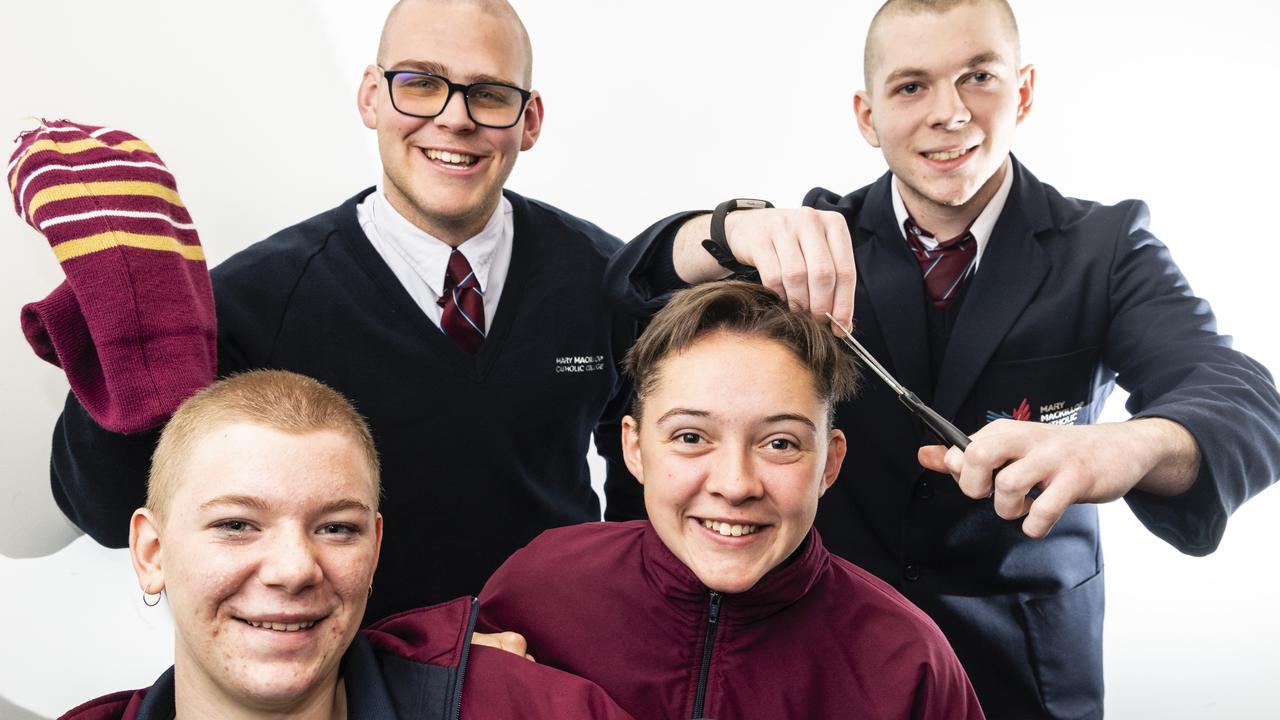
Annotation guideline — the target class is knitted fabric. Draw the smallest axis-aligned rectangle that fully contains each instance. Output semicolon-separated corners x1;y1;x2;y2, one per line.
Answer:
8;119;216;433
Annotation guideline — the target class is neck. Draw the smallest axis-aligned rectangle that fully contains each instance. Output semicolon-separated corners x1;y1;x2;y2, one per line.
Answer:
174;661;346;720
382;177;497;248
898;160;1007;240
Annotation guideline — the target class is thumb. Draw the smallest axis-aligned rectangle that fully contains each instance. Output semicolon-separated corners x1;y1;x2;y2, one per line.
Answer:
917;445;950;473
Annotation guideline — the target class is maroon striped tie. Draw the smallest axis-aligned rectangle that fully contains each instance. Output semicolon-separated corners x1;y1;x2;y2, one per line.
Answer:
437;249;485;353
904;219;976;308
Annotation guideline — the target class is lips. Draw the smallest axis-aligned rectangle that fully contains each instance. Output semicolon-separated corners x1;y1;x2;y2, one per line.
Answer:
921;145;977;162
423;147;480;169
235;613;329;633
699;518;763;537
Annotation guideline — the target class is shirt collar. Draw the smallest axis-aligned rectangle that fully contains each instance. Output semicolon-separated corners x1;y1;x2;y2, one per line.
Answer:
891;156;1014;265
368;187;512;296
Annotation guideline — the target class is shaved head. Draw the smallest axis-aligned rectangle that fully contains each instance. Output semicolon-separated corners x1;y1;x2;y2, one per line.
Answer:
863;0;1020;88
378;0;534;86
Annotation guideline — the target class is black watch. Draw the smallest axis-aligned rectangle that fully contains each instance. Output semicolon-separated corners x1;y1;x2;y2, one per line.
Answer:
701;198;773;282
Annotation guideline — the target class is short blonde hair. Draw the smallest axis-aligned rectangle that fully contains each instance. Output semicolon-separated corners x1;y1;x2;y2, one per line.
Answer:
147;370;380;520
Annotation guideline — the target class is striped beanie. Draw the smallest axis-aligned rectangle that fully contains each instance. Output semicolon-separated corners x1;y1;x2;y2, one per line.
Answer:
9;118;216;433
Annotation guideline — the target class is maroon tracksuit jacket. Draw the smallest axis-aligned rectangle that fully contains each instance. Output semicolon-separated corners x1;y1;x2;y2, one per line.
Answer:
480;521;984;720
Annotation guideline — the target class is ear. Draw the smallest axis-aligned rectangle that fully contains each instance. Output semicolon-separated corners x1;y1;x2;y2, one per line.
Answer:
621;415;644;484
129;508;165;595
520;91;544;151
853;90;881;148
371;512;385;574
818;429;847;498
1015;64;1036;125
357;64;382;131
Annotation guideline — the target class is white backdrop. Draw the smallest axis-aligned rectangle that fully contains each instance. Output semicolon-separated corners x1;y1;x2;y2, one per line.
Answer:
1;2;1277;718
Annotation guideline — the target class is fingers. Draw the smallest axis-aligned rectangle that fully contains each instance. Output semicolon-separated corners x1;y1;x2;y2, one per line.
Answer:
826;213;857;331
725;208;854;323
1021;479;1074;539
471;630;532;660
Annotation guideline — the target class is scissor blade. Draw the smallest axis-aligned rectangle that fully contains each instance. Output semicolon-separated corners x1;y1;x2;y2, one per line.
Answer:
825;313;907;396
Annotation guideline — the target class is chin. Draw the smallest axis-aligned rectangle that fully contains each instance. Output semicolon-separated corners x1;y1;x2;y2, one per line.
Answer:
233;669;327;711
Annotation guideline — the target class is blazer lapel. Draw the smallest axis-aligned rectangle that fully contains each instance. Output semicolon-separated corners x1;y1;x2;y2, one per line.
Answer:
933;159;1053;420
853;174;934;402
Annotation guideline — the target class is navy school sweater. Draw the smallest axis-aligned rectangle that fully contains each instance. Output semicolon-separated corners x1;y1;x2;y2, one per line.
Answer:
51;188;645;622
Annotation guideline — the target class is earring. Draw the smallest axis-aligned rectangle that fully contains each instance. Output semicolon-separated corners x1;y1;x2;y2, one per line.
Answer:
143;590;162;607
367;585;374;598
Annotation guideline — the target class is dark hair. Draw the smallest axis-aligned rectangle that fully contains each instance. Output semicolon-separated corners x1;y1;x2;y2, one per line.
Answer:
624;280;859;423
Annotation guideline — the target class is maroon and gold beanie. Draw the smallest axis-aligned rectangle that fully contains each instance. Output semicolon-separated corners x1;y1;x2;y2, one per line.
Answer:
8;119;216;433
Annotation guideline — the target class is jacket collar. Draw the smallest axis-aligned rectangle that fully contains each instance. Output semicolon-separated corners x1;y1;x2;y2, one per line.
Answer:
639;521;830;625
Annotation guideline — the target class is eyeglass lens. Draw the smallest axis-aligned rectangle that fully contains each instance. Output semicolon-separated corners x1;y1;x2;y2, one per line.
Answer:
389;73;524;127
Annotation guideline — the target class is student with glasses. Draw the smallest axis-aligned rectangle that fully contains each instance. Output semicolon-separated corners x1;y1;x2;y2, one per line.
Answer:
46;0;645;624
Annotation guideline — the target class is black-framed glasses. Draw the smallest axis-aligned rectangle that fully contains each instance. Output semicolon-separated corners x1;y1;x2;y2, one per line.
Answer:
379;67;532;129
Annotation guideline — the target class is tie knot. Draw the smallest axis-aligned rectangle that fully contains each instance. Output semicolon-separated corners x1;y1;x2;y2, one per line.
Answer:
445;249;479;291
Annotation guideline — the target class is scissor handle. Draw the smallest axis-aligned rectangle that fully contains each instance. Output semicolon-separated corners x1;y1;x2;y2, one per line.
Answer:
898;392;971;450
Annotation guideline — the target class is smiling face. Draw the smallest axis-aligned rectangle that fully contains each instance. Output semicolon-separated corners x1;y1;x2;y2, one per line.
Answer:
855;1;1034;222
130;422;382;713
623;331;846;594
356;0;542;245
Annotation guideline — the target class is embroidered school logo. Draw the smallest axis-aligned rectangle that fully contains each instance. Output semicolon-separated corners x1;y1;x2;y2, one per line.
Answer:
986;397;1032;423
555;354;605;374
1038;399;1086;425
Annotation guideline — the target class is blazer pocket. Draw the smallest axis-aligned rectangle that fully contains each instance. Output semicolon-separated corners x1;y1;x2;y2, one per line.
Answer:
965;346;1100;430
1019;569;1105;720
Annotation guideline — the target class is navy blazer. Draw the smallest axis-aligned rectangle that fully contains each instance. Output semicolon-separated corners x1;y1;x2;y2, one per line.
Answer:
605;158;1280;720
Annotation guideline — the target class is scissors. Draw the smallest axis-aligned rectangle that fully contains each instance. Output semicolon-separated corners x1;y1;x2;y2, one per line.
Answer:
825;313;971;450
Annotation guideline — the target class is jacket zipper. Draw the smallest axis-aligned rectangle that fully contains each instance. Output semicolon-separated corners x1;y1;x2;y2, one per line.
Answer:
691;591;722;719
450;596;481;720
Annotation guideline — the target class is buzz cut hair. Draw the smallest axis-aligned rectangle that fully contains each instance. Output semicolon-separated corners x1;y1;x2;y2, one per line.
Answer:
863;0;1021;88
147;370;381;520
377;0;534;87
623;280;860;426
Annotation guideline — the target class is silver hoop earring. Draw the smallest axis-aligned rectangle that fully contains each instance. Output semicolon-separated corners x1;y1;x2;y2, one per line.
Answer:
143;590;162;607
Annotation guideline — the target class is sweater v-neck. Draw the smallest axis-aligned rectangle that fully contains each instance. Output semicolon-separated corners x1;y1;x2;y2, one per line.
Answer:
337;187;531;382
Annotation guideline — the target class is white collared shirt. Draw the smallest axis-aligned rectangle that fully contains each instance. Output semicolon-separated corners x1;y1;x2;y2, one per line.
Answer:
357;188;513;330
890;156;1014;268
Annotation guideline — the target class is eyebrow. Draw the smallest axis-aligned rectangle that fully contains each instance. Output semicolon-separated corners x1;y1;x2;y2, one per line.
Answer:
198;495;372;515
386;59;517;87
883;52;1006;87
763;413;817;431
654;408;817;431
655;408;711;425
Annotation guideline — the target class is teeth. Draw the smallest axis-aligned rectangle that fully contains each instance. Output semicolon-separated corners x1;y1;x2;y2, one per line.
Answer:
923;147;971;161
425;148;477;166
245;619;316;632
701;519;759;537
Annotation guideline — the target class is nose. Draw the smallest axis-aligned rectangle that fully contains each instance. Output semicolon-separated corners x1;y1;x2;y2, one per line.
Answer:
434;87;477;132
704;445;765;505
926;82;971;131
258;526;324;594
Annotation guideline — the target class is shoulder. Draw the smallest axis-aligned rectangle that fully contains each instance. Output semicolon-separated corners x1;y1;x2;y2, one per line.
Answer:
212;189;371;288
464;646;635;719
58;689;142;720
1012;164;1152;249
506;190;623;259
821;555;959;662
480;521;645;609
